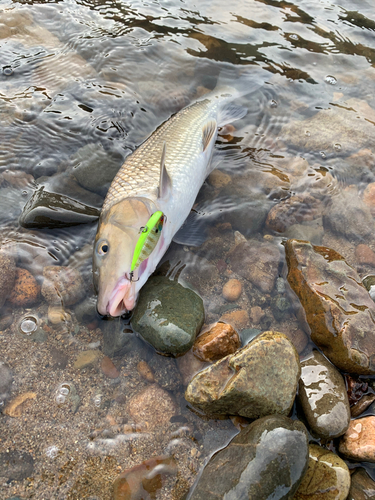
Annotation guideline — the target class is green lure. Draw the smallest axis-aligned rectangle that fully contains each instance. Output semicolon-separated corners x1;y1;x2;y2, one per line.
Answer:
131;211;165;273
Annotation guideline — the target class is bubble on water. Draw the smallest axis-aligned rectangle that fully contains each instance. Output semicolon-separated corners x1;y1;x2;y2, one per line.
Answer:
19;316;38;336
45;445;59;459
56;382;71;405
269;99;278;108
334;143;342;151
59;384;70;396
3;65;13;76
320;151;327;159
93;394;102;407
289;33;299;40
305;130;311;137
325;75;337;85
56;393;66;405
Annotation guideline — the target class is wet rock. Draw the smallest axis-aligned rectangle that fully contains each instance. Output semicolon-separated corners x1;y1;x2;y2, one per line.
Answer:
266;194;321;233
189;415;309;500
126;384;176;429
131;275;205;357
270;294;292;321
73;350;101;370
249;306;265;325
220;309;249;330
49;347;68;370
348;468;375;500
0;362;13;404
148;356;182;391
47;305;71;325
222;278;242;302
207;169;231;188
185;331;300;418
293;444;350;500
0;450;34;481
176;349;208;386
339;416;375;462
323;187;375;240
4;392;37;417
101;319;143;357
346;375;369;405
362;275;375;302
137;360;155;383
8;268;40;307
101;356;119;379
351;394;375;417
298;351;350;439
284;220;324;245
113;455;177;500
0;249;16;309
192;322;240;362
227;240;280;293
355;244;375;266
285;239;375;374
41;265;84;307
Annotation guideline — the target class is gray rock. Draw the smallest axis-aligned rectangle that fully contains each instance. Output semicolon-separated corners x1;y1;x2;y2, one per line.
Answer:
270;294;292;321
0;249;16;309
298;351;350;439
189;415;309;500
0;450;34;481
131;275;205;357
185;331;300;419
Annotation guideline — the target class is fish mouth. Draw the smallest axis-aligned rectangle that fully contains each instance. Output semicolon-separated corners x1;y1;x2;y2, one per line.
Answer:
106;276;136;316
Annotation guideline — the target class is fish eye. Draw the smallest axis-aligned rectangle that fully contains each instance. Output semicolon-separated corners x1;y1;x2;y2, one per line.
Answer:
97;241;109;256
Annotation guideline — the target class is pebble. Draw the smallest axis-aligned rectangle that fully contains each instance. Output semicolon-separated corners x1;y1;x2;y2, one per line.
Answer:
0;249;16;309
293;444;350;500
185;331;300;419
207;169;231;188
222;278;242;301
348;467;375;500
220;309;249;330
4;391;37;417
189;415;309;500
249;305;265;325
48;305;71;325
0;450;34;481
355;243;375;266
339;416;375;462
73;349;101;370
8;268;40;307
298;351;350;438
126;384;176;430
192;322;240;362
41;265;84;307
286;239;375;374
137;360;155;383
101;356;120;379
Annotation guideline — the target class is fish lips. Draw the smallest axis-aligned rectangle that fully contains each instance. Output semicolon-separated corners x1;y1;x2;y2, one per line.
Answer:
97;276;136;317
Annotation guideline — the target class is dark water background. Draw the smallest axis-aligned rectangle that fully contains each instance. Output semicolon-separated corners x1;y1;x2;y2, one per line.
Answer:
2;0;375;498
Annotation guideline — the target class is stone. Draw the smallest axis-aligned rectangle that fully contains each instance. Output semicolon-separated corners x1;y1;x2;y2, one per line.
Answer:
4;392;37;417
0;312;13;331
0;248;16;309
220;309;249;330
351;394;375;417
48;305;71;325
101;356;119;379
137;360;155;383
131;275;205;356
185;331;300;418
348;468;375;500
284;220;324;245
41;265;84;307
176;349;208;386
355;244;375;266
227;240;280;293
113;455;177;500
249;306;265;325
298;351;350;439
8;268;40;307
339;417;375;462
284;328;308;354
222;279;242;302
189;415;309;500
266;194;321;233
101;319;142;358
192;322;240;362
147;356;182;391
0;450;34;481
293;444;350;500
207;169;231;188
285;239;375;374
126;384;176;429
0;362;13;403
73;350;101;370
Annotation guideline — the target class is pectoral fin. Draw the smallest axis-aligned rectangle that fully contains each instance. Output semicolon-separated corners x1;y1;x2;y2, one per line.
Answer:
158;142;172;199
202;119;217;152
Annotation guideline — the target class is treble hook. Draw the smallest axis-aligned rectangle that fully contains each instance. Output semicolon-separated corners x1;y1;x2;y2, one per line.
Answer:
129;271;140;282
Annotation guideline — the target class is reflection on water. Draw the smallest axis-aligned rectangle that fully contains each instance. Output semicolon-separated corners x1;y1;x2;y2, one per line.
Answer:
2;0;375;497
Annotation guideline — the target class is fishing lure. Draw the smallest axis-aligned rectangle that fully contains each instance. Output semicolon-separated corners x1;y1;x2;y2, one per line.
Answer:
130;210;165;280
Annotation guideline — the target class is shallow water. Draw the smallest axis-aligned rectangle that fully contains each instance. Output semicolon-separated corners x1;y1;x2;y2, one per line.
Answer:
2;0;375;498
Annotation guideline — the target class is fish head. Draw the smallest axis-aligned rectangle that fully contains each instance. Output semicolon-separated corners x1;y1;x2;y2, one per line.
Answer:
93;198;153;316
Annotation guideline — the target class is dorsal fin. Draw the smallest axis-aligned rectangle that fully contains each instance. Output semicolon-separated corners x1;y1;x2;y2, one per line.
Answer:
158;142;172;199
202;119;217;152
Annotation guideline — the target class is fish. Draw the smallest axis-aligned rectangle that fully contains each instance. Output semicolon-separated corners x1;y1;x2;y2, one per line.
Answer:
93;87;247;317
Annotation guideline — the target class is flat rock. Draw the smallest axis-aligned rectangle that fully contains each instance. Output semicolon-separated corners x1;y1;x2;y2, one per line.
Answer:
131;275;204;356
126;384;176;430
192;322;240;362
227;240;280;293
0;248;16;309
185;331;300;418
189;415;309;500
348;468;375;500
285;239;375;374
294;444;350;500
339;416;375;462
298;351;350;438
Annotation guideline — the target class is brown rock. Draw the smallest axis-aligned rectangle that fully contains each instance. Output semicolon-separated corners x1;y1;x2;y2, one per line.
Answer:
286;239;375;374
207;169;231;188
101;356;119;379
222;278;242;302
4;391;37;417
8;268;40;307
249;306;265;325
126;384;176;429
351;394;375;418
265;194;321;233
220;309;249;330
137;360;155;383
227;240;280;293
355;244;375;266
41;265;84;307
176;349;208;386
193;322;240;362
0;249;16;309
339;416;375;462
73;350;101;369
349;468;375;500
283;328;308;354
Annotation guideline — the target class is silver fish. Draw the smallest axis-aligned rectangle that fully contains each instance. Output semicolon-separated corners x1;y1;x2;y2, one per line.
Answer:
93;88;246;316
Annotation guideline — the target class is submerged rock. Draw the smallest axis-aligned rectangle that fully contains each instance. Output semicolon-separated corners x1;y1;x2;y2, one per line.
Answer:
189;415;309;500
339;416;375;462
285;239;375;374
294;444;350;500
0;450;34;481
185;331;300;419
9;268;40;307
298;351;350;439
41;265;84;307
192;322;241;362
131;275;204;356
0;249;16;309
126;384;176;430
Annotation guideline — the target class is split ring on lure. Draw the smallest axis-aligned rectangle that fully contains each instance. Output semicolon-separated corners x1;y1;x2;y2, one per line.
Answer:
129;210;165;281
